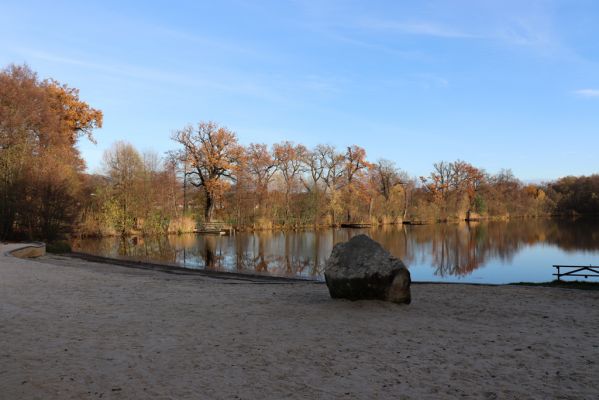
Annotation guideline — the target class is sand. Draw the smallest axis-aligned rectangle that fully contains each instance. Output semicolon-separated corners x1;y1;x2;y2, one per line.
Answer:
1;243;598;399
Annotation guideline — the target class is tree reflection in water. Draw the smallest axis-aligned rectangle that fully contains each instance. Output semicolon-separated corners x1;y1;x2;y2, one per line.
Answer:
73;218;599;281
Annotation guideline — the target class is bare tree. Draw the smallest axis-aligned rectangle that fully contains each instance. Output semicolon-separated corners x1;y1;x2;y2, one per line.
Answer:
246;143;277;199
319;145;345;194
273;141;307;223
103;141;144;234
318;145;345;224
370;159;411;221
374;159;405;201
344;145;369;222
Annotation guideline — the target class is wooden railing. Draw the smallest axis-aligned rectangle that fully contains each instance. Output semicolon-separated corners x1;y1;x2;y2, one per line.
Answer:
553;265;599;281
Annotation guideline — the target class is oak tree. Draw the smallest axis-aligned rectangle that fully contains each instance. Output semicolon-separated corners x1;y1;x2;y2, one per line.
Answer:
172;122;242;222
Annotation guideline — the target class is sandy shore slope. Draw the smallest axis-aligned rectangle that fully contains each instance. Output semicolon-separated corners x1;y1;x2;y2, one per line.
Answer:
1;245;598;399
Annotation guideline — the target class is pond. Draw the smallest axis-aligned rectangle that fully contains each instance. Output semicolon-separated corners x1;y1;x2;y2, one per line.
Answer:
72;218;599;284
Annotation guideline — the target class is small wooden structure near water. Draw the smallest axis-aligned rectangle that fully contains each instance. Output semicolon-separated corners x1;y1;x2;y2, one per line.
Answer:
402;220;428;225
194;222;234;235
340;223;372;228
553;264;599;281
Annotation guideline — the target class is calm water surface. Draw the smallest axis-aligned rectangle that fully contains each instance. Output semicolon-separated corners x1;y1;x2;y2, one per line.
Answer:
72;218;599;284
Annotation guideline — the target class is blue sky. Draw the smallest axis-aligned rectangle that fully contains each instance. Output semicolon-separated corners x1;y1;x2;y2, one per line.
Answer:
1;0;598;180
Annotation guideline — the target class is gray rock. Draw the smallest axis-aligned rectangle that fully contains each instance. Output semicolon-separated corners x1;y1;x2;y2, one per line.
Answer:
324;234;411;304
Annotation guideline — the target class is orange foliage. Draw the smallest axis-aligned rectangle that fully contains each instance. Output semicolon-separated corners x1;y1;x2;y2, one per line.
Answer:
172;122;243;221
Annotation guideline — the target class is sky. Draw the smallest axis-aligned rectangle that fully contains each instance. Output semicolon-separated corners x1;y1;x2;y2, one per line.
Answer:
1;0;598;180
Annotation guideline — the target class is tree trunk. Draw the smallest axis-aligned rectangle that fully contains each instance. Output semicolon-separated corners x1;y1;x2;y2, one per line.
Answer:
403;187;409;220
346;185;353;223
314;189;320;227
204;192;214;222
285;189;291;224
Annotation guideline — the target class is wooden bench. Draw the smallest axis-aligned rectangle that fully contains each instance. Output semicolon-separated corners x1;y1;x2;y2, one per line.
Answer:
553;265;599;281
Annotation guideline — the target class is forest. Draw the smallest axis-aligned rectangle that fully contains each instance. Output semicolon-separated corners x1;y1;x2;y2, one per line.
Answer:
1;64;598;241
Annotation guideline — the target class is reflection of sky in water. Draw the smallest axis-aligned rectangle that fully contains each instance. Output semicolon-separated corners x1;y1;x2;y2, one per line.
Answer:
73;218;599;284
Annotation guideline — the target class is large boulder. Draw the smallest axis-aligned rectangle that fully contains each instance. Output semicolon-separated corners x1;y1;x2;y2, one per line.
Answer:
324;234;411;304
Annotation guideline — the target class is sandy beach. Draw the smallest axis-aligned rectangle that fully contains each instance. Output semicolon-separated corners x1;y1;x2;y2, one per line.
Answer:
1;244;598;399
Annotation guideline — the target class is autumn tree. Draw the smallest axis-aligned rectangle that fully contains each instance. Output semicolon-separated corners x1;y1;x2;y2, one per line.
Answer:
273;141;307;223
0;64;102;239
343;145;369;222
102;142;144;234
421;161;452;205
301;145;329;225
319;145;345;225
419;160;485;219
550;175;599;215
448;160;486;211
227;147;253;226
483;169;521;216
373;159;406;202
371;159;409;222
172;122;242;222
246;143;276;222
138;151;175;233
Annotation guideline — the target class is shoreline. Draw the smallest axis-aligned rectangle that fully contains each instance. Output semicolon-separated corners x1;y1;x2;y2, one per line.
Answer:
66;251;320;283
9;242;599;290
60;251;599;289
2;245;599;398
62;251;599;288
70;214;593;239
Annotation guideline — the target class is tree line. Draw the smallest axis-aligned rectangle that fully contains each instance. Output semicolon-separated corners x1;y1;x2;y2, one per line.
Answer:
1;64;597;240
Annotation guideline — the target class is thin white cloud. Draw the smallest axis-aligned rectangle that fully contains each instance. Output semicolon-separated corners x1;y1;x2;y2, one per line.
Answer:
381;74;449;90
8;46;343;103
327;4;568;58
358;16;559;49
359;18;474;39
496;19;551;47
322;31;429;60
10;47;273;97
574;89;599;98
152;26;259;57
